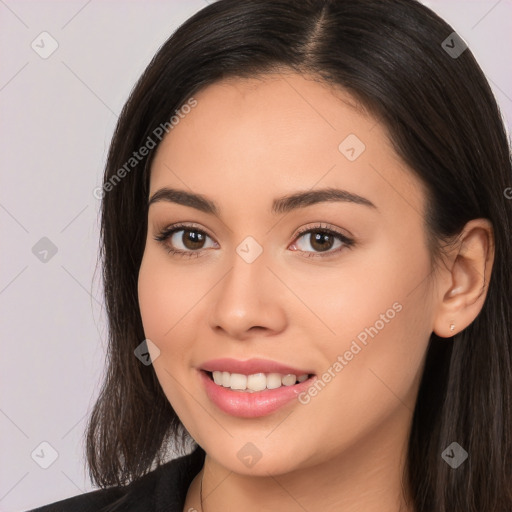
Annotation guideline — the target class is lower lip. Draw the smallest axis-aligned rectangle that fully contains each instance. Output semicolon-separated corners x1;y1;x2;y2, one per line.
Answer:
199;370;316;418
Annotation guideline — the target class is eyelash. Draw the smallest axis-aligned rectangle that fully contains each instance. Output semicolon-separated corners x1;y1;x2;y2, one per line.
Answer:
153;222;355;259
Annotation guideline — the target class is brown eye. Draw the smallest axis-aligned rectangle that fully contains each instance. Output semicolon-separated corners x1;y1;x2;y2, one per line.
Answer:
290;226;354;257
307;231;336;252
179;229;207;250
154;224;218;256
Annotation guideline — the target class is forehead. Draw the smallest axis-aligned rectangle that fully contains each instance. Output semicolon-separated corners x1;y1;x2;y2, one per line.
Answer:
194;72;365;118
177;72;371;150
149;72;425;222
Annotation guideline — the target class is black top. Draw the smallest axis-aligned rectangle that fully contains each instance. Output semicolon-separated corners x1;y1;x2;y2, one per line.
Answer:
27;446;205;512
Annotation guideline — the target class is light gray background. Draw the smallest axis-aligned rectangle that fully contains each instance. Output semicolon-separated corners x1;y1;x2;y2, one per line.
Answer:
1;1;510;510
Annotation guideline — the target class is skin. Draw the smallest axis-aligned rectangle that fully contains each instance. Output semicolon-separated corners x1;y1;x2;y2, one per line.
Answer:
137;72;494;512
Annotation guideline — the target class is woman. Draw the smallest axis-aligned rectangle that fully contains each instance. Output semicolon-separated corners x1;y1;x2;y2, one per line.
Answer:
30;0;512;511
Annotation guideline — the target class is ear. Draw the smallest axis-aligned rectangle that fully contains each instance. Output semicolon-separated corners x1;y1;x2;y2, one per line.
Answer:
432;218;495;338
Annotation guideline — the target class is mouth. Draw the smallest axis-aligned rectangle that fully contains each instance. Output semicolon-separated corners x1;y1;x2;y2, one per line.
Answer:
198;365;317;418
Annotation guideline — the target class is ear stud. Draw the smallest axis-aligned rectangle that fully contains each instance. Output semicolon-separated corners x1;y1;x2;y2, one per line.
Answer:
449;323;455;332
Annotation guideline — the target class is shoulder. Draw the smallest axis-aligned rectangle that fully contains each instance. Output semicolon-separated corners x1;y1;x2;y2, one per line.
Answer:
27;446;205;512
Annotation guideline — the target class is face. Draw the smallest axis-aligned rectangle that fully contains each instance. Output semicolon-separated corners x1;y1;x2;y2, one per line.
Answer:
138;72;436;476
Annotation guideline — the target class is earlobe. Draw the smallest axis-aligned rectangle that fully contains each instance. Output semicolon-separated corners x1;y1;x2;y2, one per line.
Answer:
432;219;494;338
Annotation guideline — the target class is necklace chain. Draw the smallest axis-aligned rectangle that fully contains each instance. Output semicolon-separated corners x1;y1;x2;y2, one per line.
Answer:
200;472;205;512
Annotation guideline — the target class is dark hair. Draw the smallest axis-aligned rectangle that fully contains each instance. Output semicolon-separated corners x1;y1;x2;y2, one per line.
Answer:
85;1;512;510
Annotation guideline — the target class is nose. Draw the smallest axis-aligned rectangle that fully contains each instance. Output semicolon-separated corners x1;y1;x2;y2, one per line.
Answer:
208;247;288;340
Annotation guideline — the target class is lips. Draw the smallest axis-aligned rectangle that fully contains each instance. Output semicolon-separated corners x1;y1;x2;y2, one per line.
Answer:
197;358;317;418
199;357;314;376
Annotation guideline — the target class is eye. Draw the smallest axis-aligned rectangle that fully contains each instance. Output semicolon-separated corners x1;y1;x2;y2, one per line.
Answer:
289;223;354;257
154;223;218;258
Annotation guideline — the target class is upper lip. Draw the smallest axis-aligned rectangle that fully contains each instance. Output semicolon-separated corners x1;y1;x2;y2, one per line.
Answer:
199;358;314;376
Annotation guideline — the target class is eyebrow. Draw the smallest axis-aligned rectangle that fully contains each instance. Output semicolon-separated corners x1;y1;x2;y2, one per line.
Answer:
148;187;377;215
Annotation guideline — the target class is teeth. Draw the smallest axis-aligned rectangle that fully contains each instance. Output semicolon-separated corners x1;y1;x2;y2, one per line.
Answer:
210;371;309;392
266;373;282;390
247;373;267;391
281;374;296;386
230;373;247;390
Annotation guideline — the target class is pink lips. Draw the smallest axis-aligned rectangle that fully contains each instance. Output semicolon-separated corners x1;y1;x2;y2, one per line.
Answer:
197;358;316;418
199;357;313;376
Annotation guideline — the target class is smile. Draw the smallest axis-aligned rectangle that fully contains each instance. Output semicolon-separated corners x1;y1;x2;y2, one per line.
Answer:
197;358;317;418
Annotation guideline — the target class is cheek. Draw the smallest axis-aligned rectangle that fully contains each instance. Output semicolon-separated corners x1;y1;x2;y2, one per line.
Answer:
138;248;203;344
289;233;428;343
137;253;194;398
137;251;200;420
138;256;171;341
293;231;432;402
283;257;431;460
